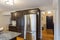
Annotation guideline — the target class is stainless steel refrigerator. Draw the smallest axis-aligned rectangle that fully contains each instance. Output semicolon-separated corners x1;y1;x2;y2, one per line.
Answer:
24;14;37;40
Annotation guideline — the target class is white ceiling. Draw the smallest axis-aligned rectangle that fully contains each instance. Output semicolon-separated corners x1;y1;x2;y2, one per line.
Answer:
0;0;54;12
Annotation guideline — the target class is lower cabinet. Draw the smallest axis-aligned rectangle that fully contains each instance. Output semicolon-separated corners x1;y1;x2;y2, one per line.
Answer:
9;26;18;32
10;37;16;40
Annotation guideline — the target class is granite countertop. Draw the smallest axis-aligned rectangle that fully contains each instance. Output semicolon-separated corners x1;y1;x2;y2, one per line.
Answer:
0;31;21;40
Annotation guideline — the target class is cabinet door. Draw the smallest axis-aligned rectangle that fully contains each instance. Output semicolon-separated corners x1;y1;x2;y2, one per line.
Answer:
11;13;17;20
10;37;16;40
9;26;17;32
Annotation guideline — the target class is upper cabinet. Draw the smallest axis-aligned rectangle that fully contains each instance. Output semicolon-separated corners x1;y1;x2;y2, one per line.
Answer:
11;12;17;20
11;11;24;20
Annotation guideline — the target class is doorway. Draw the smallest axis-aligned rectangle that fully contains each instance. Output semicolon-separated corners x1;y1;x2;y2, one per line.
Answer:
41;11;54;40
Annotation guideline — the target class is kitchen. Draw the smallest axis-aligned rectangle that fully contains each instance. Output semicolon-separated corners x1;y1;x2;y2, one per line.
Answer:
0;0;56;40
0;8;40;40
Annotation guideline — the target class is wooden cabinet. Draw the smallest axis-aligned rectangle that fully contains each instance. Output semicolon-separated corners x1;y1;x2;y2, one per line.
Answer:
11;12;17;20
9;26;17;32
9;11;25;38
10;37;16;40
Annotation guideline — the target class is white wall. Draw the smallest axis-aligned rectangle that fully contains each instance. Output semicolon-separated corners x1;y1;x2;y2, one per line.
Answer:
53;0;59;40
0;12;11;31
58;0;60;40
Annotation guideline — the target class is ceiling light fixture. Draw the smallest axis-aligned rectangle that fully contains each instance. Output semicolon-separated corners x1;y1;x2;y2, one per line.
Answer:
5;0;14;5
48;11;51;14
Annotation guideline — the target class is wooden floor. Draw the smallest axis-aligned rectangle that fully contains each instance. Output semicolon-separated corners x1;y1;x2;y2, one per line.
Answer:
16;29;54;40
42;29;54;40
16;37;24;40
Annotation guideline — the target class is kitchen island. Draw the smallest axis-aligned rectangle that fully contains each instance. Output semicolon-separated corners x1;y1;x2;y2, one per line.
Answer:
0;31;21;40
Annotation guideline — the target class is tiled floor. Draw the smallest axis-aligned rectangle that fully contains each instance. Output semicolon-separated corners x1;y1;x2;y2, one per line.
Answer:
42;30;54;40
